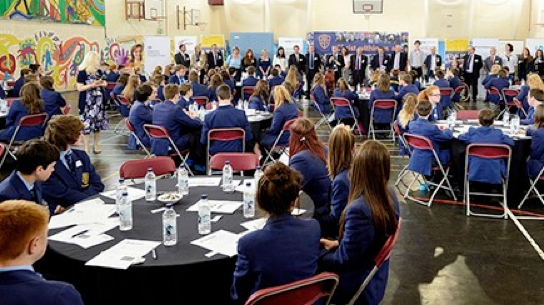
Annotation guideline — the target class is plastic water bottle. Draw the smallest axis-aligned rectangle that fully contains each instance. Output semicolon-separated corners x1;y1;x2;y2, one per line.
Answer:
503;111;510;126
0;99;6;113
448;111;457;128
145;167;156;201
162;204;177;246
119;192;133;231
243;182;255;218
212;101;218;110
222;161;234;193
510;114;520;134
198;194;211;234
177;165;189;195
115;178;127;213
254;166;263;188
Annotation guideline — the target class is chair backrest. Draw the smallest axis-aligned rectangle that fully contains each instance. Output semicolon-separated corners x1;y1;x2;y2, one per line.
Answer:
62;104;71;115
330;96;350;107
453;85;465;95
439;88;454;96
243;86;255;96
209;127;245;143
6;97;17;107
118;95;131;106
19;113;48;127
193;96;209;106
0;143;5;159
502;88;519;104
456;110;479;120
143;124;171;139
372;99;396;110
466;143;512;160
125;118;135;132
403;133;434;151
119;157;176;180
106;82;117;90
487;86;501;95
209;153;259;171
245;272;340;305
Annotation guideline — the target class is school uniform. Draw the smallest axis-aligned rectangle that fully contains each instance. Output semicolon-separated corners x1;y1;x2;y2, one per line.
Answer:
248;96;267;111
260;102;298;148
178;96;195;110
268;75;284;90
0;100;44;142
138;74;147;83
289;149;331;220
332;89;359;120
224;79;236;92
105;71;120;83
433;78;452;110
389;76;400;93
320;168;349;237
395;114;418;156
11;77;25;97
207;86;219;102
242;76;258;87
484;76;509;104
449;76;461;102
156;85;165;101
527;127;544;178
231;214;320;303
0;267;84;305
516;85;530;114
0;171;47;210
320;191;400;305
191;81;208;98
458;126;514;184
42;149;104;207
312;85;331;115
200;105;253;155
151;100;202;156
395;84;419;109
112;84;125;97
521;107;535;125
128;100;152;148
369;89;396;124
40;89;66;118
407;118;453;176
169;74;185;85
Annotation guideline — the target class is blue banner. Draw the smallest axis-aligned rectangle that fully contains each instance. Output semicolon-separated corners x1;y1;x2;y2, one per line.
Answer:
309;31;409;55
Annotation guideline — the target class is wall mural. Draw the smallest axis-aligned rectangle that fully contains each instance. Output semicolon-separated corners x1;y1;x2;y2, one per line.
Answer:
0;0;105;26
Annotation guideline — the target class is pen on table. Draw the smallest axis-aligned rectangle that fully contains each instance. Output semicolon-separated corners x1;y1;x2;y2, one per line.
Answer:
152;249;157;260
71;230;89;238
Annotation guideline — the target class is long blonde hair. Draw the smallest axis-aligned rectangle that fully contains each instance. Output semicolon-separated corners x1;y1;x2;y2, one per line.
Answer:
489;64;501;75
311;73;326;93
398;93;418;128
273;85;292;108
286;66;300;87
78;51;100;74
327;125;354;178
122;75;141;103
528;73;544;91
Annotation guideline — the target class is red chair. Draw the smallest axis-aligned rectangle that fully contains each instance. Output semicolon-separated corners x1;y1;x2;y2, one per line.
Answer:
62;104;71;115
143;124;194;176
262;118;297;166
242;86;255;101
113;95;131;134
120;156;176;180
209;153;259;176
486;87;502;112
456;110;479;120
501;88;521;118
454;82;471;102
245;272;339;305
0;143;6;170
331;97;363;137
347;219;402;305
193;96;209;108
403;133;457;206
439;87;454;110
464;144;512;219
0;113;48;169
393;121;410;187
125;118;151;157
106;82;117;90
369;99;397;141
206;128;245;175
518;165;544;211
6;81;15;87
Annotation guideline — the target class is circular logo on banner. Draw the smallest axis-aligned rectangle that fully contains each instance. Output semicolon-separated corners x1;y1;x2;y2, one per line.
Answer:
318;35;331;50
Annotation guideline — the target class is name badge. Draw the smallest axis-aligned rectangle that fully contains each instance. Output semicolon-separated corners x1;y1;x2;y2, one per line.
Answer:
300;58;304;61
75;160;83;168
384;60;388;64
314;57;318;61
475;59;479;63
218;55;222;59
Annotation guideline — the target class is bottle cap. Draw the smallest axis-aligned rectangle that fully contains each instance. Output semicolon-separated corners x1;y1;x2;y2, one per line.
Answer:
225;160;230;165
147;167;153;171
246;182;251;187
200;194;208;199
122;191;128;196
256;166;261;170
119;178;124;183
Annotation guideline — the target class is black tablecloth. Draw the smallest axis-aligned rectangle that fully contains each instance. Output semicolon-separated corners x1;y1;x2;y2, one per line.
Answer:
39;179;254;305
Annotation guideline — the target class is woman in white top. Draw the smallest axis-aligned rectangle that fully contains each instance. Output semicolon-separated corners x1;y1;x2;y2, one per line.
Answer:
501;43;518;80
273;46;288;73
341;46;351;84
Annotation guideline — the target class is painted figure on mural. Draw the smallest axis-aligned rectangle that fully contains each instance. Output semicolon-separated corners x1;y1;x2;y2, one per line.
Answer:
43;45;53;71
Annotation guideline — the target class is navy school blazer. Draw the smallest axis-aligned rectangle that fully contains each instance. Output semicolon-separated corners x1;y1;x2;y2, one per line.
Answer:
527;127;544;178
128;101;153;148
369;89;396;124
191;81;209;98
260;101;299;148
407;118;453;176
40;89;67;118
332;89;359;121
200;105;253;155
0;171;47;211
0;99;45;142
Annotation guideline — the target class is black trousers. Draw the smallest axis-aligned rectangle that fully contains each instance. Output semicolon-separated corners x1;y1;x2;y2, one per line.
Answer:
464;71;479;101
352;69;366;87
411;66;423;80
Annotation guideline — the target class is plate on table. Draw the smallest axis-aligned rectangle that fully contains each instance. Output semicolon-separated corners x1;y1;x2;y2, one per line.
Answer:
157;192;183;203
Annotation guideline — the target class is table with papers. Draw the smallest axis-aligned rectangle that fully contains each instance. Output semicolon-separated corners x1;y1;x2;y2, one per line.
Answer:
40;177;312;305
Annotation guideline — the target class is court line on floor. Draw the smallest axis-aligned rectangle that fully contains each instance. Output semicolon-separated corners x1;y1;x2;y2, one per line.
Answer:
506;209;544;261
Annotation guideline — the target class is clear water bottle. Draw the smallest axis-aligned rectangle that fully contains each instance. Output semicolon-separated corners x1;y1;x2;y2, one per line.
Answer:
162;204;177;246
243;182;255;218
254;166;263;188
115;178;127;214
0;99;6;113
119;192;133;231
222;161;234;193
510;114;520;134
448;111;457;128
198;194;211;235
145;167;156;201
503;111;510;126
212;101;218;110
177;165;189;195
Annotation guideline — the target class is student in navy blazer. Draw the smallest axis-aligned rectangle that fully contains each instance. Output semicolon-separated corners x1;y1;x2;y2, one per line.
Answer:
231;163;320;303
128;84;154;149
395;74;419;110
268;69;284;90
242;66;259;92
0;140;60;214
433;70;453;110
189;71;208;97
42;115;104;208
260;85;299;149
320;141;400;305
0;83;45;142
407;100;453;176
447;68;461;102
39;76;66;118
0;201;84;305
288;118;331;222
221;70;236;92
178;84;195;110
521;88;544;125
484;69;509;111
201;85;254;155
152;84;202;156
10;68;30;97
333;78;359;121
396;93;418;156
311;73;331;115
207;74;223;102
168;65;186;85
458;109;514;184
248;80;269;111
369;74;396;124
516;84;530;115
526;104;544;178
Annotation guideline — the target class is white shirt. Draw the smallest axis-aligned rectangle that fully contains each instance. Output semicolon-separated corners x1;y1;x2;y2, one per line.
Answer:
501;53;518;74
393;52;401;70
410;49;425;67
430;55;437;71
273;55;287;72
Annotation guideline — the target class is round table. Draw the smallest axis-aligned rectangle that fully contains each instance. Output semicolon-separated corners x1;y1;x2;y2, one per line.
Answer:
38;178;313;305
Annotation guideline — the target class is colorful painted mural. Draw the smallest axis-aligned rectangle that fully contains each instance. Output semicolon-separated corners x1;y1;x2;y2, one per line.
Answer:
0;0;105;26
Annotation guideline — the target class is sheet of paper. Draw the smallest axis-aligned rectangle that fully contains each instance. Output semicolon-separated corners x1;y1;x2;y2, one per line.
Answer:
86;239;161;270
101;187;146;202
190;230;240;257
186;200;243;214
188;177;222;187
49;199;116;229
240;218;266;231
49;223;117;249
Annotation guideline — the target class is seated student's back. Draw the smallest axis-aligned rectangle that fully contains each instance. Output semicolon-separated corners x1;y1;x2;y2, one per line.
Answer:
11;68;30;97
333;78;359;121
189;71;208;97
260;85;299;148
484;69;510;104
129;84;154;148
458;109;514;184
0;200;84;305
527;104;544;178
369;74;396;124
39;76;66;118
0;83;45;142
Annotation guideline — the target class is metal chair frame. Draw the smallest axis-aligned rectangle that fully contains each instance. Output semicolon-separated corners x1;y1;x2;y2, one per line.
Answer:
206;128;246;175
143;124;194;176
369;99;397;142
